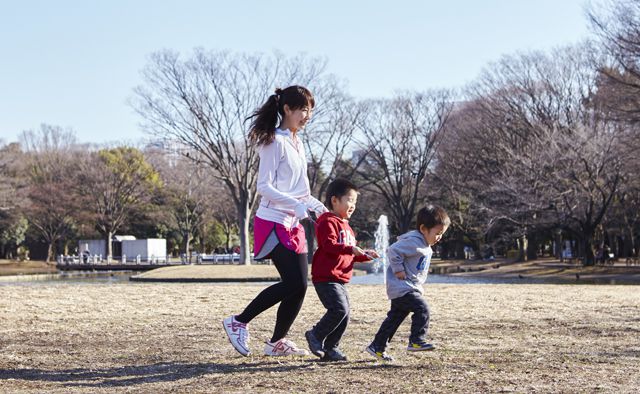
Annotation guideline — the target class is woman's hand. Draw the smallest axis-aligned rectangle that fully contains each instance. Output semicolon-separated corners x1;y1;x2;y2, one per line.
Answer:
294;202;309;219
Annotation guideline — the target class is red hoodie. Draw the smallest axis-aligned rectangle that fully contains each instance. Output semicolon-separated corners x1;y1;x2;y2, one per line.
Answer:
311;212;370;284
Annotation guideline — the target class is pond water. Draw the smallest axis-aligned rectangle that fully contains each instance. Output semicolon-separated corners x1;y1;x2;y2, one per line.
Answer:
0;271;134;285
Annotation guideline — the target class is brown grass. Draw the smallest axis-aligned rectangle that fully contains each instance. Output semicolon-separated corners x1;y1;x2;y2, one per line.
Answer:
0;259;57;276
1;282;639;393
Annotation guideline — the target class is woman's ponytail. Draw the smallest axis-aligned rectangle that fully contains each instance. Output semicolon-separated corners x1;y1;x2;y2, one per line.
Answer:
247;86;314;146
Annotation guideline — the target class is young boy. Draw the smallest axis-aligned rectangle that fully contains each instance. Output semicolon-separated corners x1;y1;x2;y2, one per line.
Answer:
366;205;450;362
305;179;379;362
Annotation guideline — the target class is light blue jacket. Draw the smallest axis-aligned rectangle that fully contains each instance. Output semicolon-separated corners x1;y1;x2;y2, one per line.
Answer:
385;230;433;300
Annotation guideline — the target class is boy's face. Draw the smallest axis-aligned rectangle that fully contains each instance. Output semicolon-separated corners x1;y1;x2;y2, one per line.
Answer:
331;189;358;219
420;224;448;246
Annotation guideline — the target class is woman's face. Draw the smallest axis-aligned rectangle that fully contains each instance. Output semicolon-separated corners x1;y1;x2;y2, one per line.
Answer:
283;104;313;132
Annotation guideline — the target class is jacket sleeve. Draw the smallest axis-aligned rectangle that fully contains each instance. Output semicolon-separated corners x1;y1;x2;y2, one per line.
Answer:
317;219;354;256
303;195;329;215
387;240;408;273
255;141;300;210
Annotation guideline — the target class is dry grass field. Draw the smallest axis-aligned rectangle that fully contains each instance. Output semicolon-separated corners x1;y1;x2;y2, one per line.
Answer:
0;260;57;276
1;281;639;393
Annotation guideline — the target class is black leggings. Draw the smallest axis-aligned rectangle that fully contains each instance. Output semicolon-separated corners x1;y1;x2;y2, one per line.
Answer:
235;244;308;343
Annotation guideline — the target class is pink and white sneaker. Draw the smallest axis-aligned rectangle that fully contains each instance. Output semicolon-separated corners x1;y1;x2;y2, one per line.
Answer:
222;315;251;356
264;338;309;356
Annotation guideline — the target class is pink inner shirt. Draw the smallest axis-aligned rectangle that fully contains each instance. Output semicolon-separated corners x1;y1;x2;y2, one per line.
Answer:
253;215;307;258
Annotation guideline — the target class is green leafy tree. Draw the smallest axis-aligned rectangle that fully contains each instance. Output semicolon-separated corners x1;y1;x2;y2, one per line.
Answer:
0;216;28;259
78;147;162;258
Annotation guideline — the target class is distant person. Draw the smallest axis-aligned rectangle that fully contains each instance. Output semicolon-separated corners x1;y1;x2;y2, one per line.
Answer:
223;86;327;357
304;179;378;362
366;205;450;362
82;249;90;264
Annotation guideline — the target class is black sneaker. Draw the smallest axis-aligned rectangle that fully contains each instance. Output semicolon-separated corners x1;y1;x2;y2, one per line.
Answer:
365;343;394;362
407;342;435;351
321;348;347;362
305;330;325;358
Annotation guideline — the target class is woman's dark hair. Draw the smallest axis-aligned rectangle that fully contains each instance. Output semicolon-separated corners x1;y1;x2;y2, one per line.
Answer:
324;178;358;210
247;85;315;146
416;205;451;230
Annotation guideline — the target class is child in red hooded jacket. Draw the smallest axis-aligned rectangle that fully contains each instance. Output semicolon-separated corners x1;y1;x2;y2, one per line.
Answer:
305;179;379;361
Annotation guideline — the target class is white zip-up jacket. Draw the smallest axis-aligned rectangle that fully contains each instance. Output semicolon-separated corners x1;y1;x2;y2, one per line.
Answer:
255;128;327;228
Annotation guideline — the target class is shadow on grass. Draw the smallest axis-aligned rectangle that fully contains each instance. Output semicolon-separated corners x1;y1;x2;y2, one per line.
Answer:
0;359;401;388
1;361;295;388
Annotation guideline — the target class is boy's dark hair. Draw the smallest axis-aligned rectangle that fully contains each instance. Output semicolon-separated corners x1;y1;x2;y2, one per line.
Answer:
416;205;450;230
324;178;358;210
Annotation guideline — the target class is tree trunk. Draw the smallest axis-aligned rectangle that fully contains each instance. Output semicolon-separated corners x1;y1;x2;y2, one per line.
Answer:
626;225;635;257
554;229;562;259
184;233;191;262
46;242;53;263
526;233;538;261
107;231;113;259
517;234;528;262
582;233;596;266
455;232;465;259
225;230;231;252
398;211;412;236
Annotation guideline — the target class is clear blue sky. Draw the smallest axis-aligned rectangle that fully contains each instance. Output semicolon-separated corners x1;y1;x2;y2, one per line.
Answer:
0;0;591;145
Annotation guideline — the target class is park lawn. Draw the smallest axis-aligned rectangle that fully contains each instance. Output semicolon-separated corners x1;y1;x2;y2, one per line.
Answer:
0;282;638;393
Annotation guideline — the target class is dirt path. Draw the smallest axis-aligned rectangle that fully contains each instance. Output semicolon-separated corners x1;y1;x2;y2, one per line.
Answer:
1;282;638;392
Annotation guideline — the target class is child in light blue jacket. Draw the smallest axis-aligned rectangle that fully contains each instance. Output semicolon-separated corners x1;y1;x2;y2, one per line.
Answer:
366;205;450;361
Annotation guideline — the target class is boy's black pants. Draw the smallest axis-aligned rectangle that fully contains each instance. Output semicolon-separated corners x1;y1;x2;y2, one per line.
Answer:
371;290;430;351
311;281;350;350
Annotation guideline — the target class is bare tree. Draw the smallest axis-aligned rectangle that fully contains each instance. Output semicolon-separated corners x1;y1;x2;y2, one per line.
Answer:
302;90;367;258
357;91;453;234
20;125;79;262
211;186;239;252
546;124;625;264
0;142;26;214
457;43;627;264
611;154;640;258
304;90;368;196
588;0;640;122
431;101;492;258
133;49;333;264
152;151;214;259
0;142;28;259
